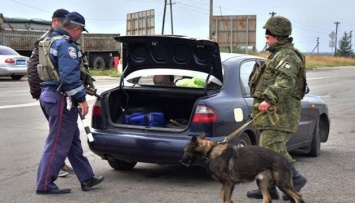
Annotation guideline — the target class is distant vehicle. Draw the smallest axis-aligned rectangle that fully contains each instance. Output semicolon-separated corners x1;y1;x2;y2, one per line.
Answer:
0;13;120;69
88;35;330;171
0;45;28;80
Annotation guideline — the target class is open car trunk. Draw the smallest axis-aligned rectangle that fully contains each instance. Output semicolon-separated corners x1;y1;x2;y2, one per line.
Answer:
106;87;209;131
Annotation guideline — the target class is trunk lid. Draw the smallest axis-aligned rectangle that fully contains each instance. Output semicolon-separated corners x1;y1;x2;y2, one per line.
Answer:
114;35;223;83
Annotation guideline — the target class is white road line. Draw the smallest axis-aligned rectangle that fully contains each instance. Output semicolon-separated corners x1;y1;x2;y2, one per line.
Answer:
0;102;39;109
308;77;330;80
0;96;97;110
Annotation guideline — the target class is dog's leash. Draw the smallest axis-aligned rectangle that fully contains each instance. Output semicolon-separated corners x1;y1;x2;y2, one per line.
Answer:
219;104;279;144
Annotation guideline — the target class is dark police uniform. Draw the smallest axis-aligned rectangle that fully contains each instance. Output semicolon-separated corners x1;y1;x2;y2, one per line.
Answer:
36;26;95;192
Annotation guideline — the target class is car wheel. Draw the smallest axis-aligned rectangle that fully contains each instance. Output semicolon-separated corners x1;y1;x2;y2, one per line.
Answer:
108;159;137;170
306;119;321;157
235;132;252;147
11;75;23;80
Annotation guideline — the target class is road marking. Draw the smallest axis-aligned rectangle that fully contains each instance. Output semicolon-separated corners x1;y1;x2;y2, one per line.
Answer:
0;97;96;110
0;102;39;109
308;77;330;80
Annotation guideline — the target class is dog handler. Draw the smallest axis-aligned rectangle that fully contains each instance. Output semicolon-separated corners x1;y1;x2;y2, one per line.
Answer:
36;12;104;194
247;16;307;200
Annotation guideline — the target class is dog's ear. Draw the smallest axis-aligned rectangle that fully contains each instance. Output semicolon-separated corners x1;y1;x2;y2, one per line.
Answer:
199;132;206;139
190;136;199;146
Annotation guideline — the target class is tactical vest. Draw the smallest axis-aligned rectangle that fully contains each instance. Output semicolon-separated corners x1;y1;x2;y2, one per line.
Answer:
249;47;307;101
37;36;64;82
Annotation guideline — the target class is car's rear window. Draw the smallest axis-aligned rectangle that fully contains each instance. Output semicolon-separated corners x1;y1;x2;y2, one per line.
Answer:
0;47;20;55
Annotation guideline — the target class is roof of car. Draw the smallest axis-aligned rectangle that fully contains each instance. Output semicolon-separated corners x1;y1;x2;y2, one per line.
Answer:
220;52;264;62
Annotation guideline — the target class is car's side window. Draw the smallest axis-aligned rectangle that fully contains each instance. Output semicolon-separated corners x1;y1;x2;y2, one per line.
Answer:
239;60;258;96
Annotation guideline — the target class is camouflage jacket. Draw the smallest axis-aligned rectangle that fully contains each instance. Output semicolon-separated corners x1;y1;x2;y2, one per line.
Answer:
250;40;305;133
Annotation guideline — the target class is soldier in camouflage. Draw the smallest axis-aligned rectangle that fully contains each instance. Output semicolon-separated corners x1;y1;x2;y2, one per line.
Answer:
247;16;307;201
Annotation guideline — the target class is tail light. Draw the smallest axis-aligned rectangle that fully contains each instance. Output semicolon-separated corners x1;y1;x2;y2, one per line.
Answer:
5;59;15;64
92;105;102;116
91;99;105;129
192;105;218;123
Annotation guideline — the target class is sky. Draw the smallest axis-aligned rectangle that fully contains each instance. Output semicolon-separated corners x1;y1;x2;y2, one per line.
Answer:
2;0;355;53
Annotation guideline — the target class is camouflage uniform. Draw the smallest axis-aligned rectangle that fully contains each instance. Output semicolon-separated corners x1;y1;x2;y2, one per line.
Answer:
249;19;306;165
247;16;308;200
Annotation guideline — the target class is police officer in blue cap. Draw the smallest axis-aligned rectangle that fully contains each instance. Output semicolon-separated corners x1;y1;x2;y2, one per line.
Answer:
36;11;104;195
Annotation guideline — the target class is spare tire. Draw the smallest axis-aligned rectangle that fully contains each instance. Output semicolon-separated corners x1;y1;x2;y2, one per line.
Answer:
90;56;105;70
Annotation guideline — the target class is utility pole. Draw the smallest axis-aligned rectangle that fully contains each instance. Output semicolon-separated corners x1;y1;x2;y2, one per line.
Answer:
209;0;213;40
311;37;319;55
161;0;174;35
169;0;174;34
162;0;167;34
334;21;340;56
269;12;276;17
350;30;353;57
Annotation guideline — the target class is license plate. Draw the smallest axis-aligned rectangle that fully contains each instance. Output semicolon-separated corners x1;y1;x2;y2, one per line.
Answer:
16;60;26;65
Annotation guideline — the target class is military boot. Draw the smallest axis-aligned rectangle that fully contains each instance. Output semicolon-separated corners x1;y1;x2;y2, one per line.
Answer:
283;166;307;200
246;185;279;200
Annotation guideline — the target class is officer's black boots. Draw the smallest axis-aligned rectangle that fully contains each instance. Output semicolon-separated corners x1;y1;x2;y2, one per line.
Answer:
283;166;307;200
246;185;280;200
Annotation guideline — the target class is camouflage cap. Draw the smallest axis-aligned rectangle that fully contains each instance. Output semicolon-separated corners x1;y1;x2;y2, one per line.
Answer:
263;16;292;36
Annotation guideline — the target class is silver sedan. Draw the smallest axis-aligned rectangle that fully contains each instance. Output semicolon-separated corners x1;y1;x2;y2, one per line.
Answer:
0;45;29;80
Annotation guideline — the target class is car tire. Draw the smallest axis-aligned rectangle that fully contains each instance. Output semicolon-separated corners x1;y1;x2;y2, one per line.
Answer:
108;159;137;170
306;119;321;157
235;132;252;147
11;75;23;80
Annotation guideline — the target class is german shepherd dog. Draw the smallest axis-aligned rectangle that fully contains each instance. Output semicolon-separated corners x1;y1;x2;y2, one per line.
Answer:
180;133;304;203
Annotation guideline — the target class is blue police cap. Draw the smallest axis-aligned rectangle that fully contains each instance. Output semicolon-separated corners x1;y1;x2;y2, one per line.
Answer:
52;8;69;22
65;11;88;32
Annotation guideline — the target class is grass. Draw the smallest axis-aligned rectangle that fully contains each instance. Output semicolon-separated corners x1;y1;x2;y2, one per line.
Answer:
89;54;355;77
255;52;355;69
90;68;121;77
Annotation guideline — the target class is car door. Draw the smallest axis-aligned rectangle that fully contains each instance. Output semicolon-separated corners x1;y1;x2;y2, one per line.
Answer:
239;58;310;149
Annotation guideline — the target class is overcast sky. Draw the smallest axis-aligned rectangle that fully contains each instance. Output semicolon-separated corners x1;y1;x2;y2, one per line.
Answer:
2;0;354;53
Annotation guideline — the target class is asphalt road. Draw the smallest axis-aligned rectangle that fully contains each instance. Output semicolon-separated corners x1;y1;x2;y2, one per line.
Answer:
0;67;355;203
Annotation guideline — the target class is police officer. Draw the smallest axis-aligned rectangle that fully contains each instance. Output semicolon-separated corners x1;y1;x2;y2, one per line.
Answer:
28;8;74;178
36;11;104;195
247;16;307;200
28;8;69;100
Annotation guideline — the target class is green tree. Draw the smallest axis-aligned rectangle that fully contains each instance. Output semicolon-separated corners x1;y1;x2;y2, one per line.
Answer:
336;31;353;57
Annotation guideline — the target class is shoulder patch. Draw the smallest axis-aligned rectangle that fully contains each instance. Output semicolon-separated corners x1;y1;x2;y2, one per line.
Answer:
283;62;292;69
68;47;77;59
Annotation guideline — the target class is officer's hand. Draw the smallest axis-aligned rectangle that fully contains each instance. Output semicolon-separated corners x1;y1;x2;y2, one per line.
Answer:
259;101;271;112
78;101;89;116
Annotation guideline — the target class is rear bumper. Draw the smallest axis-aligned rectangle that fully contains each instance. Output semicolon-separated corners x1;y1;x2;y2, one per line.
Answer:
89;131;191;164
0;66;27;75
89;130;226;165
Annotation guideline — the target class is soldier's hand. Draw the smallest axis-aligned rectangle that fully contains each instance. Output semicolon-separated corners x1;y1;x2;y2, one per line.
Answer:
259;101;271;112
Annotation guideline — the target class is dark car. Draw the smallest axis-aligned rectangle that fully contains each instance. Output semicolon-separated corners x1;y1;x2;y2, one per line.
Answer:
89;35;330;170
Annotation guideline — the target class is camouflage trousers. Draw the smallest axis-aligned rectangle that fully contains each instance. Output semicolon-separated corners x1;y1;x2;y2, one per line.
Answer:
259;130;296;165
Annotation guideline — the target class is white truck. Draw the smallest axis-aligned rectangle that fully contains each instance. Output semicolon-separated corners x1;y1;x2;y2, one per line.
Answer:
0;13;120;69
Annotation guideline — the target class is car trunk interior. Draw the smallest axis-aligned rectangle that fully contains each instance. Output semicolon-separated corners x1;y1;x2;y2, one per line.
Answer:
106;88;206;130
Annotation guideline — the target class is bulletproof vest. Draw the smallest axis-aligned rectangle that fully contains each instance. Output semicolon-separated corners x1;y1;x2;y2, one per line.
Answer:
249;48;307;100
37;36;64;82
291;48;307;100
